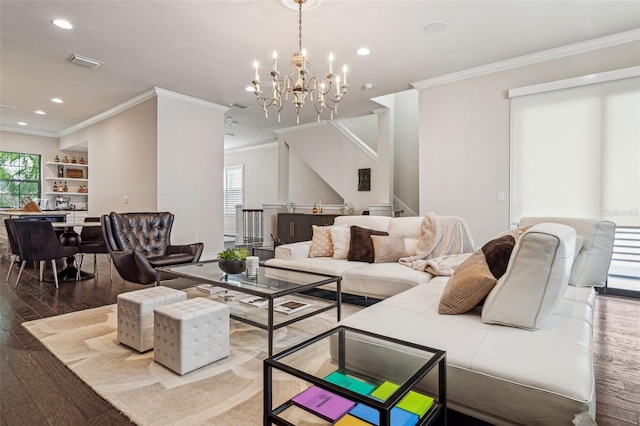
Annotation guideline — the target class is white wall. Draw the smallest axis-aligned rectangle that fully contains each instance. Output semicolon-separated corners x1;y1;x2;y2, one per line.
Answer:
279;122;389;213
418;41;640;246
339;115;378;151
393;90;419;214
223;143;279;233
59;98;158;217
157;93;226;255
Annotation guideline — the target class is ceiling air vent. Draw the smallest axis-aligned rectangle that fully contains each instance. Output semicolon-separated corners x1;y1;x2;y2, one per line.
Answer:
67;54;103;69
230;102;250;110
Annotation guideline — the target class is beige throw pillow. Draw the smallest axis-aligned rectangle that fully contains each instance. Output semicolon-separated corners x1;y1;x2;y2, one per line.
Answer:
309;225;333;258
330;226;351;259
438;251;498;314
371;235;409;263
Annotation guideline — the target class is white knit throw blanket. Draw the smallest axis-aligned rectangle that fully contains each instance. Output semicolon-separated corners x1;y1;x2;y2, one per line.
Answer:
399;212;476;275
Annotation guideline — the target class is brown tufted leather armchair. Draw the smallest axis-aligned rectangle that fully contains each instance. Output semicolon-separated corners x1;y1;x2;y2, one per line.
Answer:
101;212;203;284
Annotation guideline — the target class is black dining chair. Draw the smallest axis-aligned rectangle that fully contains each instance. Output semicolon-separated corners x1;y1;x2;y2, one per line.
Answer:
13;219;80;289
4;219;22;284
78;217;112;280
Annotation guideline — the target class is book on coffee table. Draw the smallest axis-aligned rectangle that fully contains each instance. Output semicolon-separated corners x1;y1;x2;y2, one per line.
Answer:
291;385;355;422
324;371;376;396
273;299;312;314
349;403;419;426
195;284;227;295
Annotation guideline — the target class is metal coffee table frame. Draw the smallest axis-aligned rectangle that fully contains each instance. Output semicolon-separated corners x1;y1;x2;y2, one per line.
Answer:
155;260;342;356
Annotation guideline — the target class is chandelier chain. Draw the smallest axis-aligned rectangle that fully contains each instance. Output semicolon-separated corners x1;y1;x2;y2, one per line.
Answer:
298;1;303;53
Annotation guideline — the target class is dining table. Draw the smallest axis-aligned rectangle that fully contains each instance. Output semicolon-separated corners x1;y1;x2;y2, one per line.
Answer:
50;221;102;282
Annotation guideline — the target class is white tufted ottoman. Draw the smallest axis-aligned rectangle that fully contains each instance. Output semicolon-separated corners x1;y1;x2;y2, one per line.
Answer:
153;298;230;375
117;286;187;352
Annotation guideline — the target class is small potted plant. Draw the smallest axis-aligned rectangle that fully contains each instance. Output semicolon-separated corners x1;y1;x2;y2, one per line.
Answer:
217;247;249;274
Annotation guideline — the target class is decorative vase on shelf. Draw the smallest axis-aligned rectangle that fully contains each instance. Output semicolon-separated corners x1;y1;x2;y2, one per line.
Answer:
63;155;69;163
54;155;60;162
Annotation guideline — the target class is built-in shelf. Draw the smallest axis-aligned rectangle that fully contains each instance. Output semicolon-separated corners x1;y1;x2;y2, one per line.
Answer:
45;177;88;183
45;161;88;168
44;192;89;196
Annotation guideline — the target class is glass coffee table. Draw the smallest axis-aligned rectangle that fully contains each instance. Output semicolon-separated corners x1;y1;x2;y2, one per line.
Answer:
155;260;342;356
264;326;446;425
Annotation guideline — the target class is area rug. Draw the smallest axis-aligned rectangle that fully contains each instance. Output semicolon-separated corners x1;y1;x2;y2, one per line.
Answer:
23;303;361;425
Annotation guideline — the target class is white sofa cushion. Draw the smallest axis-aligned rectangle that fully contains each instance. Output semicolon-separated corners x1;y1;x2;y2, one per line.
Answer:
337;277;596;425
519;217;615;287
334;215;391;232
481;223;576;330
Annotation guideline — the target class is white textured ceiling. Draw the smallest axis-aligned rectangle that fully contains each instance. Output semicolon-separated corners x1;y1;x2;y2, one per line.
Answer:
1;1;639;150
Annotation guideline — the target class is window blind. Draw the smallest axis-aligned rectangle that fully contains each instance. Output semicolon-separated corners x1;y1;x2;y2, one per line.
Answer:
223;165;243;216
510;76;640;227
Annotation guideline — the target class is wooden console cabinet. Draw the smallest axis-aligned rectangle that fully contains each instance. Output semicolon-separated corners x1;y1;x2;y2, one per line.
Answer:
277;213;339;244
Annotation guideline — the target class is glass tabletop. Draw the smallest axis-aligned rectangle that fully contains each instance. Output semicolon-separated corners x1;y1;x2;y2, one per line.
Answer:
271;326;442;394
157;260;339;296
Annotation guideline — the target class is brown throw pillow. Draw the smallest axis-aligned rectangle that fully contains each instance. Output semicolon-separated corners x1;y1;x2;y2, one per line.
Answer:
371;235;408;263
347;225;388;263
481;234;516;279
309;225;333;258
438;251;498;314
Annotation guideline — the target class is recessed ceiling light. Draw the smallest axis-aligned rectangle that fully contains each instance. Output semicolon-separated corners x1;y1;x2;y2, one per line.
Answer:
51;98;64;104
17;122;28;126
245;86;256;92
356;47;370;56
35;110;46;115
52;19;73;30
423;21;447;35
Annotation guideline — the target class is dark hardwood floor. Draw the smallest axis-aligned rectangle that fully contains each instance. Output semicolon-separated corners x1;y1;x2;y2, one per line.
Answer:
0;256;639;425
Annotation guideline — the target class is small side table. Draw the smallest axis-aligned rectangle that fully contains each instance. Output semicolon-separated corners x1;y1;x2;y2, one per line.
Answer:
264;326;447;425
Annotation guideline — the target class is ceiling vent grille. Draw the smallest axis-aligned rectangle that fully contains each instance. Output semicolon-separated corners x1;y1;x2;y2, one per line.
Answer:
230;102;250;110
67;54;103;69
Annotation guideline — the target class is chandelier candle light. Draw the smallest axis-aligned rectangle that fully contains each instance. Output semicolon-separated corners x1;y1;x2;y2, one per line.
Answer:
251;0;348;124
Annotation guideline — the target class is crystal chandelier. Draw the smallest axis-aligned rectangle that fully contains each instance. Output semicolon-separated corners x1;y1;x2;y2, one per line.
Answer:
251;0;348;124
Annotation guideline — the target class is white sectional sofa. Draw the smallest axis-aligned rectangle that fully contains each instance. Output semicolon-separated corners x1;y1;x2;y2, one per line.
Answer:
267;215;615;425
266;215;470;299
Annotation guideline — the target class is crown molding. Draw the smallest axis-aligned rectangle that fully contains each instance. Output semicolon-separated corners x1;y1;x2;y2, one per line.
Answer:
0;125;58;138
154;88;229;113
56;87;229;138
412;29;640;90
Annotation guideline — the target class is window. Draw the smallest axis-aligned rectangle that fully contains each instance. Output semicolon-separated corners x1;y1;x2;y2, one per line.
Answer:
510;74;639;227
223;165;244;215
0;151;41;208
510;71;640;295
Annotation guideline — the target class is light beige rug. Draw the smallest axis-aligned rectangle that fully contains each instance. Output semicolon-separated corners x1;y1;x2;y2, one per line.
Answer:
23;303;361;425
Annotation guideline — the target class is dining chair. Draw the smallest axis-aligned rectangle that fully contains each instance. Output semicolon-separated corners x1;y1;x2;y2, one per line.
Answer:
78;216;112;280
4;219;22;284
13;219;80;289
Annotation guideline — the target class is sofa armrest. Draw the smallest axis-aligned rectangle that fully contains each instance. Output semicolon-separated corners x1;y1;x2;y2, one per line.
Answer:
274;241;312;260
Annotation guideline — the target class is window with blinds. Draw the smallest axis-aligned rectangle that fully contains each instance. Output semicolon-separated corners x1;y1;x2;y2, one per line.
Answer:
510;74;639;227
223;165;244;215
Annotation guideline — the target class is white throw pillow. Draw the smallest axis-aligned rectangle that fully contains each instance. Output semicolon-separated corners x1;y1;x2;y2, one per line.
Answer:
330;226;351;259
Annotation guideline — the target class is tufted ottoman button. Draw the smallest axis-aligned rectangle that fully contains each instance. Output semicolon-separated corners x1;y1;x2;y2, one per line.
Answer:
116;286;187;352
153;298;230;375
